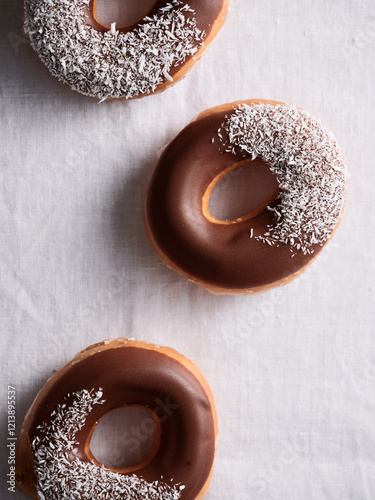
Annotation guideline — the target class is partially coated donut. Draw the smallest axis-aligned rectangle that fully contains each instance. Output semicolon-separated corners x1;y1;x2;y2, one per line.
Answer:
144;99;348;294
24;0;229;100
16;339;218;500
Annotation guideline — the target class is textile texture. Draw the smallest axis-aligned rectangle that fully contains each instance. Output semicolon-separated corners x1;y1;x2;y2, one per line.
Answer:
1;0;374;498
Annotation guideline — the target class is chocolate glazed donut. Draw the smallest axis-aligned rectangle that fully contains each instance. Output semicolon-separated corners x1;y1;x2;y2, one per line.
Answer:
16;339;218;500
24;0;230;99
144;99;348;294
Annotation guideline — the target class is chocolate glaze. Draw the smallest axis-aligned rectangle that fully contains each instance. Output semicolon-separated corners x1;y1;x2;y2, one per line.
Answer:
19;343;216;500
86;0;227;79
145;105;325;291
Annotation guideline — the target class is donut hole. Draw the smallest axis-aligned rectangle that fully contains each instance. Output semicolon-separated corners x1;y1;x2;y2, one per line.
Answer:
94;0;158;29
207;158;279;223
89;405;160;472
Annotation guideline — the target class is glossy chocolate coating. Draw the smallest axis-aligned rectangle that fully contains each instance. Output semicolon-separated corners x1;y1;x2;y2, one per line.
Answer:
145;106;324;291
22;344;216;500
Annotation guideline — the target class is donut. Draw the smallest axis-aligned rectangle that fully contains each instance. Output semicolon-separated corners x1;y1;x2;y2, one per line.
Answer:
16;338;218;500
24;0;229;100
144;99;348;295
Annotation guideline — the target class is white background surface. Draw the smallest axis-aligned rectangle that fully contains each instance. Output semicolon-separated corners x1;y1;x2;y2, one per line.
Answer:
1;0;375;498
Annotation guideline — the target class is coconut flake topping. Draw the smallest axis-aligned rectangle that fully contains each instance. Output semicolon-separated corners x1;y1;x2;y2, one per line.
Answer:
24;0;205;99
219;103;348;254
31;388;183;499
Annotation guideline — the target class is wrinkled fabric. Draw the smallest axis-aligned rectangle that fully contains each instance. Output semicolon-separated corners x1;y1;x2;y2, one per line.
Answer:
1;1;374;499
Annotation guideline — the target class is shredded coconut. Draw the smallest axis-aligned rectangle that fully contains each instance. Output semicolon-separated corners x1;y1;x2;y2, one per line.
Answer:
218;103;348;254
24;0;205;99
31;388;183;499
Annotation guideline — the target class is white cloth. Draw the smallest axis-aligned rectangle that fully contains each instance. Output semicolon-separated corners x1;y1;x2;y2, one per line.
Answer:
1;1;374;498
